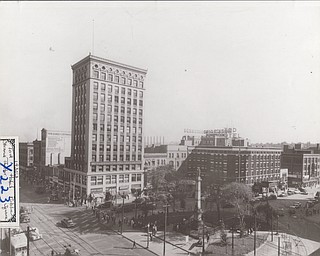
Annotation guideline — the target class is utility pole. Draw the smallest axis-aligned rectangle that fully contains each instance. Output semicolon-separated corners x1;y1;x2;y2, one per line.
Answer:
232;229;234;255
196;168;202;222
202;219;205;255
254;214;257;256
9;228;11;256
27;226;30;256
271;209;273;242
278;236;281;256
163;204;169;256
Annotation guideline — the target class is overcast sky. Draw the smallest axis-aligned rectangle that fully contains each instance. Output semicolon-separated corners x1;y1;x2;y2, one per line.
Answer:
0;1;319;144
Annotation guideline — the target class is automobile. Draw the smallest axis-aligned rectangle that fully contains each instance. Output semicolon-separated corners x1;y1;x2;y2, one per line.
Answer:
61;218;76;228
29;227;43;241
20;206;31;214
294;189;301;194
290;202;302;209
20;213;30;223
287;190;294;195
278;192;287;197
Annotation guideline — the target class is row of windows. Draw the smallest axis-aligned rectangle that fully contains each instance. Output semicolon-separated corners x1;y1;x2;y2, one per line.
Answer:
93;82;143;97
92;164;142;172
168;153;187;158
92;143;142;152
93;114;142;126
92;153;142;162
90;173;142;185
93;104;143;116
93;124;143;133
92;71;144;89
93;93;144;107
92;134;143;143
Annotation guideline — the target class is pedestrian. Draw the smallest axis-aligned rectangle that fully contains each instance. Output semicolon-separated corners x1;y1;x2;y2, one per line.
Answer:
51;249;55;256
132;240;137;249
206;233;210;243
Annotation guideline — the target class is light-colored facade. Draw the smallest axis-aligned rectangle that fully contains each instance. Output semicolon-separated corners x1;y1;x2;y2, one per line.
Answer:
144;144;188;170
41;129;71;166
65;54;147;198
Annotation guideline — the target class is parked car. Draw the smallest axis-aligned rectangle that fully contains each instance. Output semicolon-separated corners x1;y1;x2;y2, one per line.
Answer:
278;192;287;197
29;227;43;241
20;213;30;223
290;202;302;209
287;190;294;195
61;218;76;228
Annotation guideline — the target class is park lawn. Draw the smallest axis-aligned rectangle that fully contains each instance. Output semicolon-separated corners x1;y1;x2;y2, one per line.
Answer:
204;233;268;256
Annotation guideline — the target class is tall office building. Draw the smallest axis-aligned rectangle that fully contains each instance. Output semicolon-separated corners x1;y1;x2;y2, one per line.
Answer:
65;55;147;199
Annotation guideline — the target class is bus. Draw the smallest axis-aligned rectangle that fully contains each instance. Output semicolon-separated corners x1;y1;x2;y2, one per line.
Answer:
5;229;27;256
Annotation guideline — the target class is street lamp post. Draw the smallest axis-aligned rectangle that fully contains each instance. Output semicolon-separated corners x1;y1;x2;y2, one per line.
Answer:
147;223;150;248
163;204;169;256
121;195;125;234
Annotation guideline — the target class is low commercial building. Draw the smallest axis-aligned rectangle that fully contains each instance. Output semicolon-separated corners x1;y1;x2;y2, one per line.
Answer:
281;144;320;187
144;144;188;170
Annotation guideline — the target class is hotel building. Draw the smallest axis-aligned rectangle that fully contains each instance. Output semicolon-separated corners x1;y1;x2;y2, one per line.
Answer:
64;55;147;198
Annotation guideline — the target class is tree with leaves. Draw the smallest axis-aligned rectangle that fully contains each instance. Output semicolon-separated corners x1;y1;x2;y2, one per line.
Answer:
221;182;253;237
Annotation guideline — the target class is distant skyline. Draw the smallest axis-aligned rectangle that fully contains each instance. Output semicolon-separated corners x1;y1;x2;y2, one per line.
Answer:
1;1;319;144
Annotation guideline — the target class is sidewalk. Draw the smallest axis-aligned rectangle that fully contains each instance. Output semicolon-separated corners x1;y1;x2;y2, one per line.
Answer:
245;232;320;256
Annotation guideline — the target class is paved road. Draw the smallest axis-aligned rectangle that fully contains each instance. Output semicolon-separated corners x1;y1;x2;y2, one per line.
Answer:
17;182;155;256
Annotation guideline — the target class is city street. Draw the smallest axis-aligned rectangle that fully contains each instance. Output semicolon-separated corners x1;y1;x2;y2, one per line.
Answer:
16;182;155;256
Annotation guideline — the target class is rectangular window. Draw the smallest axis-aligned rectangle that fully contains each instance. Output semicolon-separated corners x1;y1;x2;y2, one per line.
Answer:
93;93;98;101
100;94;105;102
131;174;136;182
114;125;118;132
108;74;113;82
93;71;99;79
133;127;136;134
133;80;138;87
100;114;105;121
113;135;118;142
93;113;98;121
139;118;142;125
121;107;125;114
120;126;125;133
139;81;144;88
128;89;132;95
127;98;131;105
120;135;124;142
93;82;98;90
139;91;143;98
126;145;130;152
93;103;98;111
121;77;126;85
108;95;112;103
127;117;131;123
101;73;106;80
108;85;112;93
115;96;119;103
115;76;119;83
107;115;112;122
114;115;118;122
114;105;119;113
92;134;97;141
133;108;137;115
107;125;111;131
91;176;97;185
115;86;119;94
137;174;142;181
134;90;137;97
106;175;111;184
106;145;111;151
128;79;132;85
139;109;143;115
101;83;106;91
101;104;105;112
92;166;96;172
121;97;125;104
121;87;126;94
97;176;103;185
139;100;143;106
119;174;124;183
120;116;125;123
133;99;137;106
93;123;97;131
107;105;112;113
111;175;116;183
100;134;104;142
126;136;130;143
125;174;129;183
126;126;130;133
